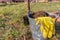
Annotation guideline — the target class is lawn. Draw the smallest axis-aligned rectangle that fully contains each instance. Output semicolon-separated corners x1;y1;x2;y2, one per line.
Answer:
0;2;60;40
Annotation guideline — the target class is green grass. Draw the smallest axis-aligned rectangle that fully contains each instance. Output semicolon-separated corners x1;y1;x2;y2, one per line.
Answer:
0;2;60;40
30;2;60;12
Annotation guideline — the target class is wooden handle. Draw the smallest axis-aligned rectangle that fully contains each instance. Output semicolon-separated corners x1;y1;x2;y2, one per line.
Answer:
27;0;30;12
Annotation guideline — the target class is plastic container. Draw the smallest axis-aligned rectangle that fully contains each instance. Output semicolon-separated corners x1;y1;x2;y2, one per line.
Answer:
27;13;44;40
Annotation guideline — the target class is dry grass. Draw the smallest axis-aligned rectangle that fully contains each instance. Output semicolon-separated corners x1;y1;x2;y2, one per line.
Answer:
0;2;60;40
